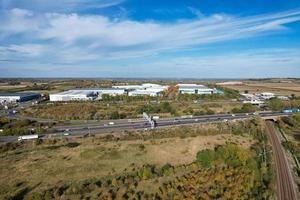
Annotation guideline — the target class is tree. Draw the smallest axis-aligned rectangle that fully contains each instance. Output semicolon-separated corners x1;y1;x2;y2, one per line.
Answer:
266;98;284;111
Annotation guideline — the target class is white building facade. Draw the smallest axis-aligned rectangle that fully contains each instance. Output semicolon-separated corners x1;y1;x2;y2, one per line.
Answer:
177;84;214;95
49;90;95;101
0;93;41;103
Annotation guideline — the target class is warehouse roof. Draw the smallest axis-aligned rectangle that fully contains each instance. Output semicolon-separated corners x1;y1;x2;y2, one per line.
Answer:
71;88;125;91
51;90;93;95
0;92;40;97
177;84;210;89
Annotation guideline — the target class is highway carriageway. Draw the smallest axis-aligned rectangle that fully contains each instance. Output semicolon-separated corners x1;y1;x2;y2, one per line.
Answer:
0;112;292;144
53;111;288;132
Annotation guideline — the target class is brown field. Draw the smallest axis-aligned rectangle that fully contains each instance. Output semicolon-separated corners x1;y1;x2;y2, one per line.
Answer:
225;80;300;96
0;132;253;196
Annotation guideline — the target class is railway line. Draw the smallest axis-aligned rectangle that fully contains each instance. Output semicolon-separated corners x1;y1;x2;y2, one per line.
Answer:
265;121;298;200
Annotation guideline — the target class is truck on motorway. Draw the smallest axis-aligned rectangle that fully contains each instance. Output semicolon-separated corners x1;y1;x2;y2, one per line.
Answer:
282;108;300;113
18;134;39;141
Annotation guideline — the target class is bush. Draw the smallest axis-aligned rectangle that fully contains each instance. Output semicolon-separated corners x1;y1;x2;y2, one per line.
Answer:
196;149;216;168
232;103;256;113
65;142;80;148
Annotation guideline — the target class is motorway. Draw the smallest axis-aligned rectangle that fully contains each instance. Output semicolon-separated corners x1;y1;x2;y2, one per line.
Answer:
0;111;292;144
266;121;298;200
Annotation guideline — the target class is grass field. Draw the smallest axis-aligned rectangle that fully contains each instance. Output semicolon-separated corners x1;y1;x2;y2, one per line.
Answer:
0;122;256;199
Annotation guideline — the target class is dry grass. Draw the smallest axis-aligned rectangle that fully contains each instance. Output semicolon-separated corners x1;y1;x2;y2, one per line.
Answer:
226;81;300;96
0;133;253;195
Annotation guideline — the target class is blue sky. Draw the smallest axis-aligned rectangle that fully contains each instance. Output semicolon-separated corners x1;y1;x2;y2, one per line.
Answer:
0;0;300;78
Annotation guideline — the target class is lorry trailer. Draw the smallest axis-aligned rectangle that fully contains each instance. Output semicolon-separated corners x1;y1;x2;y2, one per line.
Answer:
282;108;300;113
18;134;39;141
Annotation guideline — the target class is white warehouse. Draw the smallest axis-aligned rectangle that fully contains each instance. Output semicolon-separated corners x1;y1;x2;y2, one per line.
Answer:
50;90;95;102
177;84;215;95
0;93;41;103
71;88;126;96
113;83;168;91
114;83;169;97
128;88;166;97
49;88;126;102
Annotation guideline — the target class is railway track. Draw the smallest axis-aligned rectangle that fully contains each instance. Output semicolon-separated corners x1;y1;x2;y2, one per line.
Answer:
265;121;298;200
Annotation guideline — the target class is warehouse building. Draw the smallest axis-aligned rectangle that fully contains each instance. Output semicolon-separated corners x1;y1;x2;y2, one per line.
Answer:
49;88;126;101
128;88;166;97
177;84;215;95
113;83;168;91
71;88;126;96
50;90;95;101
0;93;41;103
112;85;144;90
260;92;275;100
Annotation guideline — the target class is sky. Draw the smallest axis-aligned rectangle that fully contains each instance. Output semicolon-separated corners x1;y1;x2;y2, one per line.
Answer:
0;0;300;78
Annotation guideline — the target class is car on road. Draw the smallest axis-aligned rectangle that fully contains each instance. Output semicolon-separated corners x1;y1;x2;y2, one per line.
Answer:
108;122;115;125
64;133;70;136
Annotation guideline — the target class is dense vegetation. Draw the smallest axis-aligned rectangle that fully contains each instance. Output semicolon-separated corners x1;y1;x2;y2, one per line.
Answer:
231;103;256;113
278;113;300;182
266;98;300;111
21;99;239;121
0;118;275;200
5;144;271;200
0;117;54;136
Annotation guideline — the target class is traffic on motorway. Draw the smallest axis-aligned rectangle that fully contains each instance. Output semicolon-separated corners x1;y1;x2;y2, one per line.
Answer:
0;111;293;144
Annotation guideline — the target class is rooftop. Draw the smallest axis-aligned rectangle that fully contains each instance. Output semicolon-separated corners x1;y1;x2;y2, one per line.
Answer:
52;90;93;96
177;84;210;89
0;92;40;97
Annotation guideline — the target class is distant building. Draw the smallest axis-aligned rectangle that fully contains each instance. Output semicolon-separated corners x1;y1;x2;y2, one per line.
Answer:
128;88;165;97
241;93;256;100
243;99;264;105
113;83;168;91
177;84;214;95
0;93;41;103
112;85;144;90
114;83;168;96
49;88;126;101
216;81;243;86
50;90;95;101
71;88;126;96
278;96;290;100
260;92;275;100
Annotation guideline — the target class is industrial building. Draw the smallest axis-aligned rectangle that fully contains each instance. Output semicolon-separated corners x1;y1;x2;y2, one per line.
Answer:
128;88;166;97
113;85;144;90
260;92;275;100
0;93;41;103
49;88;126;101
177;84;215;95
71;88;126;96
49;90;95;102
114;83;169;96
113;83;168;91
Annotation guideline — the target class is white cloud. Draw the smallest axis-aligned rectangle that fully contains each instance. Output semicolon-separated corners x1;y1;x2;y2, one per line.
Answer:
0;44;46;56
0;0;124;12
0;7;300;66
